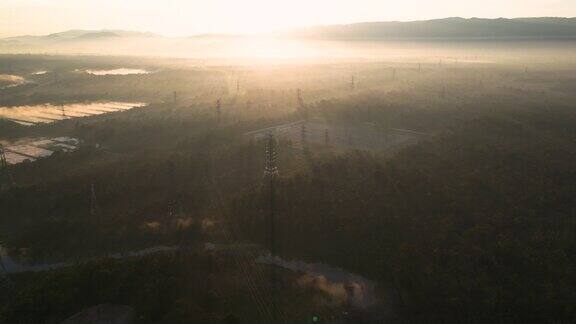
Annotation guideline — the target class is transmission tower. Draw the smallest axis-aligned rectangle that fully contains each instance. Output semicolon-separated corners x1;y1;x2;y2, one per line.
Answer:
300;123;307;146
90;183;99;219
0;144;8;169
60;104;66;118
0;144;15;188
418;63;422;73
350;75;355;91
297;89;305;111
0;220;9;279
216;99;222;123
265;133;278;178
0;249;12;287
324;128;329;146
264;132;279;321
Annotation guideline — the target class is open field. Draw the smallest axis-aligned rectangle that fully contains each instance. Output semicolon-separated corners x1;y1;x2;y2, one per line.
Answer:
0;102;145;126
2;137;80;165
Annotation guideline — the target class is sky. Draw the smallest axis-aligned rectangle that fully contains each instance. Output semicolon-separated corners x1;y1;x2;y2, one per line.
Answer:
1;0;575;37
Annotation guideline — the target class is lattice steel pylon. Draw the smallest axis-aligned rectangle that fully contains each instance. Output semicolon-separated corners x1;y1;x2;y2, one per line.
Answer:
1;144;8;168
90;183;99;219
0;193;12;284
0;144;8;170
0;144;15;189
0;249;12;287
300;123;307;147
216;99;222;123
264;132;280;321
297;89;305;111
264;133;278;178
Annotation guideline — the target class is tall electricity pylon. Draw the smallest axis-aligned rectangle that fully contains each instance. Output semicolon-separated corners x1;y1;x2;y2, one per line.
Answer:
0;144;8;170
0;248;12;287
0;144;15;189
297;89;304;111
90;183;99;219
264;132;279;321
216;99;222;123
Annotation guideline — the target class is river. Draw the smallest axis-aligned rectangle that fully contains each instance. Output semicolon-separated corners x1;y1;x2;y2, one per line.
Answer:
0;245;179;274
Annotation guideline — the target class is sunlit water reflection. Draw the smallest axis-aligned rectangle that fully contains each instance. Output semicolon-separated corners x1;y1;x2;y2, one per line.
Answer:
0;101;146;126
83;68;150;75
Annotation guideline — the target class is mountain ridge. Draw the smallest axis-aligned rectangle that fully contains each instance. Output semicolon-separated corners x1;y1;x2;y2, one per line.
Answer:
2;17;576;43
284;17;576;39
3;29;157;43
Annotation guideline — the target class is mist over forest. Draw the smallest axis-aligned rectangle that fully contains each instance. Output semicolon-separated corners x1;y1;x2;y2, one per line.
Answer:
1;13;576;324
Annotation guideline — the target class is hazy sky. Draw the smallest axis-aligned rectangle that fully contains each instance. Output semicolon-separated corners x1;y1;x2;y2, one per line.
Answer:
1;0;575;37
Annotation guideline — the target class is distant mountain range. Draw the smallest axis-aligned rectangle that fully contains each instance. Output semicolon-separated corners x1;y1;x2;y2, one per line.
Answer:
2;29;157;44
2;17;576;47
286;17;576;39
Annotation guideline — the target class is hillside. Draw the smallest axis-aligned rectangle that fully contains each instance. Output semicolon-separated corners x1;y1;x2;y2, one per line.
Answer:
2;29;157;45
287;17;576;39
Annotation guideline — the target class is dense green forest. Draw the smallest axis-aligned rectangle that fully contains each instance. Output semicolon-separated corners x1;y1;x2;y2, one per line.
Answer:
0;251;338;323
231;108;576;322
2;54;576;323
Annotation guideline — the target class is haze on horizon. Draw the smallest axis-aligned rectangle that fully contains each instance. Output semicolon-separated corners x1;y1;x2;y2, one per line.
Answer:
1;0;576;38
